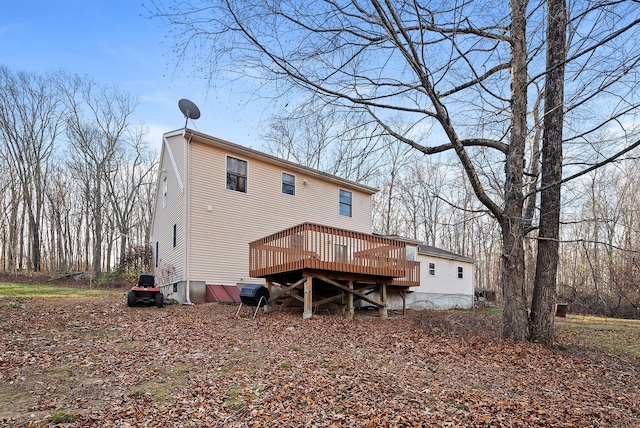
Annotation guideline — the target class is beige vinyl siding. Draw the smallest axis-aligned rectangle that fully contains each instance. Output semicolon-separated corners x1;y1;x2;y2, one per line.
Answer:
186;139;372;284
150;135;186;284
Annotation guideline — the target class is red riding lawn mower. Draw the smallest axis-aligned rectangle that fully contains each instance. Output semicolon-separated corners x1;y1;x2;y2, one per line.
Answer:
127;274;164;308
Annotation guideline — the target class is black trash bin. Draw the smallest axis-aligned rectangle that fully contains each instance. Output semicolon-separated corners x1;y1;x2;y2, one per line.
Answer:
239;284;269;307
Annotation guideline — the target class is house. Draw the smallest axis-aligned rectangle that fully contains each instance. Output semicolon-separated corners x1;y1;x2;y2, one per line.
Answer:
352;241;475;311
150;129;474;314
151;129;380;304
408;244;475;309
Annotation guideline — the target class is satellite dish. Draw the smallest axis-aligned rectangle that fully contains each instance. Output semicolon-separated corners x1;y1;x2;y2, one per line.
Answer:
178;99;201;130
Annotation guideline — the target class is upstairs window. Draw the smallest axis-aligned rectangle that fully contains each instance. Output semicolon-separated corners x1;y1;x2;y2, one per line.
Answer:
458;266;464;279
226;156;247;193
339;189;352;217
428;263;436;276
282;172;295;195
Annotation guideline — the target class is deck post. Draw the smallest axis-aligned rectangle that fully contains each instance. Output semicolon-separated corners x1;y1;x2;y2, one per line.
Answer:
303;276;313;319
346;280;354;320
379;282;388;319
265;279;273;313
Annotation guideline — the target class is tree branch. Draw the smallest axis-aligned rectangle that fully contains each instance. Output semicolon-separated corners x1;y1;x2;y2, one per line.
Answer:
525;137;640;199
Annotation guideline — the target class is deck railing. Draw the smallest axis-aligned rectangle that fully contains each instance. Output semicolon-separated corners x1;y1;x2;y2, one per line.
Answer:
249;223;420;286
390;260;421;287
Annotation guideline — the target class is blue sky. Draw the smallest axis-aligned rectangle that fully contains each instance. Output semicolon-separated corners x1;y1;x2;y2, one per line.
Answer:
0;0;268;152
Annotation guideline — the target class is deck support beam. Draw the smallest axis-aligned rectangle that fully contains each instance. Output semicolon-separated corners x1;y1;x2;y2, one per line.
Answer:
269;277;306;303
263;270;402;320
379;282;388;319
346;280;354;320
303;276;313;319
316;274;386;309
265;279;273;312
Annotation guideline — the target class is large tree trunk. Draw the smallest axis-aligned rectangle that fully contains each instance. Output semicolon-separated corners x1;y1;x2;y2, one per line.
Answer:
119;228;128;267
29;215;41;271
93;175;103;275
530;0;566;344
501;216;529;340
7;192;19;274
501;0;530;341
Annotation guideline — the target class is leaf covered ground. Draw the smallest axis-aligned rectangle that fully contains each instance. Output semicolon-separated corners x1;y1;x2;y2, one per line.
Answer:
1;294;638;427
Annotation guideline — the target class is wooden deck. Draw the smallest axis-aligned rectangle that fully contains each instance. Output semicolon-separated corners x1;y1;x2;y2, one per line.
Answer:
249;223;419;285
248;223;420;318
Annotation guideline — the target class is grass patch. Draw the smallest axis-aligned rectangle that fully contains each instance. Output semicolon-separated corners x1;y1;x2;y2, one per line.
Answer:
48;366;71;375
0;282;116;298
556;315;640;358
46;409;76;424
480;306;503;314
225;384;260;410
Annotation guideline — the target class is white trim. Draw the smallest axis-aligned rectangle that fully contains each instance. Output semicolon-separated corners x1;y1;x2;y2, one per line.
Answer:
225;154;249;194
164;136;184;193
281;171;296;196
184;134;192;305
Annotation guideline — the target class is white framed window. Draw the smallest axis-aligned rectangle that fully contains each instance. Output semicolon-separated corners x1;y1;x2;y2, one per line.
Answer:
282;172;295;195
226;156;247;193
458;266;464;279
406;247;416;261
428;262;435;276
339;189;352;217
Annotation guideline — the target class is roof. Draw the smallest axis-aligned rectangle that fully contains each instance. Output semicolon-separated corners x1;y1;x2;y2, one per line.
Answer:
165;128;379;195
374;233;422;245
418;245;476;263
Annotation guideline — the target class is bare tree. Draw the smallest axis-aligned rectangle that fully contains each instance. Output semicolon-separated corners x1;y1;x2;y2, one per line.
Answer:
529;0;566;344
61;74;138;275
150;0;640;339
149;0;532;339
558;156;640;318
44;165;73;272
104;126;158;268
262;103;386;183
0;66;62;272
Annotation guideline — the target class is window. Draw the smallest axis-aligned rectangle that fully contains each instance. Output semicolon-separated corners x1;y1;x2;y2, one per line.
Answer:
155;242;159;268
282;172;295;195
428;262;435;276
339;189;352;217
226;156;247;193
458;266;464;279
162;176;168;209
406;247;416;261
173;283;178;293
173;224;177;248
335;244;348;263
